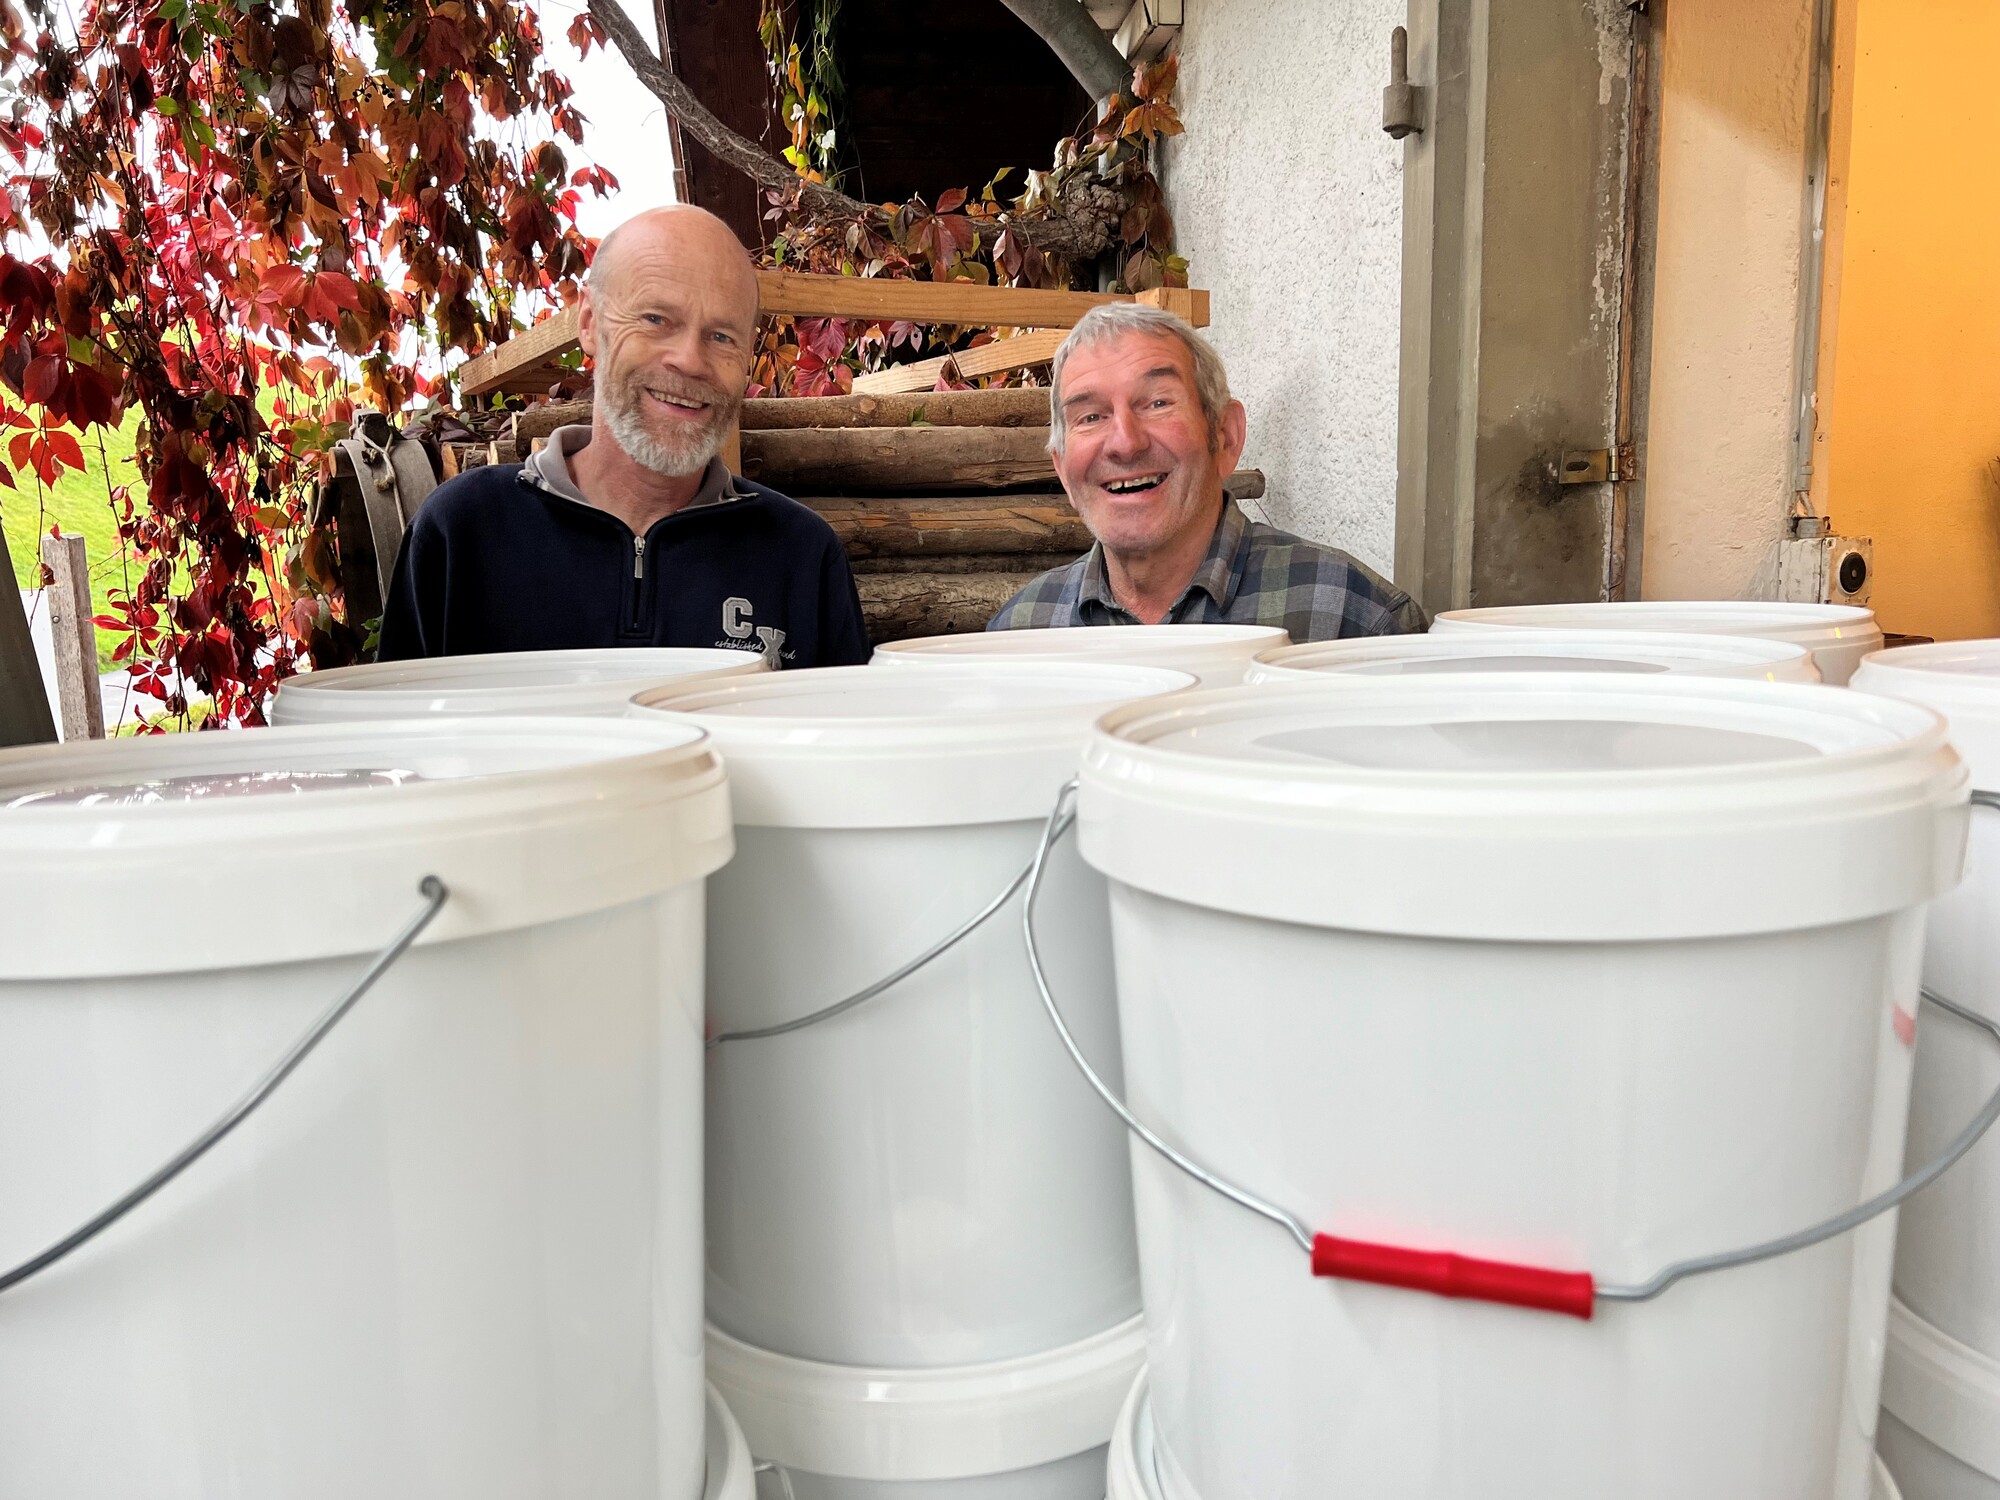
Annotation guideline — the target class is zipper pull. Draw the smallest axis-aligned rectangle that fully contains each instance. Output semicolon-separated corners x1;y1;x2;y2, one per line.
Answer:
633;536;646;580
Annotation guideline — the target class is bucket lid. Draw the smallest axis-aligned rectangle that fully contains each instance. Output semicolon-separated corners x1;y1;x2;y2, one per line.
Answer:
1432;600;1880;650
1079;676;1966;941
1247;630;1819;684
1854;640;2000;791
631;662;1193;827
270;647;766;724
872;624;1288;682
0;718;731;978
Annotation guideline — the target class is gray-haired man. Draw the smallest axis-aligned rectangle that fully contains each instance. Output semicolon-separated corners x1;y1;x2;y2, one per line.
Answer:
987;303;1426;638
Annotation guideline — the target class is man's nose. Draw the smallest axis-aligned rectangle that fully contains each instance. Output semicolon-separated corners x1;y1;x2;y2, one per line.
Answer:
655;325;713;376
1102;405;1148;457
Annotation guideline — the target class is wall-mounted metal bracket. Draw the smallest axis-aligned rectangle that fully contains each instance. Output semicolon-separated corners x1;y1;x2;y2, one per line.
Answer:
1383;26;1423;139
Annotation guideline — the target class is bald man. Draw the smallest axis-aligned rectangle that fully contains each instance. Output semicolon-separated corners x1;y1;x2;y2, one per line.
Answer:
377;205;870;667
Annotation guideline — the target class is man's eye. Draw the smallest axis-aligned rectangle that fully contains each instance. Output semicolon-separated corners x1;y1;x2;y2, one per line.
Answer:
1077;412;1101;425
643;314;666;327
710;331;735;346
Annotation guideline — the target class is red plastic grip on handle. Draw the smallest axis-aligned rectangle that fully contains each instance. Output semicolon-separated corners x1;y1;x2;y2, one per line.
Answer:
1311;1234;1597;1321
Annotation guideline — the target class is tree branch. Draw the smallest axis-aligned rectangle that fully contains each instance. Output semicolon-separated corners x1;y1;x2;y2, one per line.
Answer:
994;0;1130;100
585;0;866;221
584;0;1117;261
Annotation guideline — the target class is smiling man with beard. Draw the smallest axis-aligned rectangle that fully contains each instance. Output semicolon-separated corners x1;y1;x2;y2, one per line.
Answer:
988;302;1425;639
377;205;870;668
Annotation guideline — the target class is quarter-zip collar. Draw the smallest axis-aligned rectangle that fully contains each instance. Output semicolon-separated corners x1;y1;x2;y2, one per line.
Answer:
521;424;744;515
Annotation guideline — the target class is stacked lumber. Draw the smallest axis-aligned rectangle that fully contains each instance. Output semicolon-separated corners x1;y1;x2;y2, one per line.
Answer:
440;388;1264;642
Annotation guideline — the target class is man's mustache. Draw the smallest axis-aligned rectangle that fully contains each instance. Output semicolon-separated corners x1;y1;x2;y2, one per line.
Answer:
619;368;734;413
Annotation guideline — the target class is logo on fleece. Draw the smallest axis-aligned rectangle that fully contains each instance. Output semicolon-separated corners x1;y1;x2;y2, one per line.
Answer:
722;596;788;665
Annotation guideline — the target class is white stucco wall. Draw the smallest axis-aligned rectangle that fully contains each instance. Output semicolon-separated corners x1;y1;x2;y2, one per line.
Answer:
1162;0;1406;575
1639;0;1814;599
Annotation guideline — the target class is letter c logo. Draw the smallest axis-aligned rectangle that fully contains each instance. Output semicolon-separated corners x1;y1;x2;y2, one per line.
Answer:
722;596;753;640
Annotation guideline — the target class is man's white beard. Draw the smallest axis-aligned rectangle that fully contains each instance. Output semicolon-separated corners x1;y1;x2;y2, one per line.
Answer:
602;375;737;477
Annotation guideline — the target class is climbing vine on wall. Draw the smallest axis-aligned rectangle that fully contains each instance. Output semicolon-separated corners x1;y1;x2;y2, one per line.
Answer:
0;0;600;725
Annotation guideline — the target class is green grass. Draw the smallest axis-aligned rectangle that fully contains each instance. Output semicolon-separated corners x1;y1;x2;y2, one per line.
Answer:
2;415;145;675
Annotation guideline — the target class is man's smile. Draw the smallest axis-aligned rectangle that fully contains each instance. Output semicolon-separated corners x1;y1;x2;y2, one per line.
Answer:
1101;472;1168;494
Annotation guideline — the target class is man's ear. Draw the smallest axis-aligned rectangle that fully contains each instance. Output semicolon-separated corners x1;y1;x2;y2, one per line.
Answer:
1213;398;1248;478
577;286;600;362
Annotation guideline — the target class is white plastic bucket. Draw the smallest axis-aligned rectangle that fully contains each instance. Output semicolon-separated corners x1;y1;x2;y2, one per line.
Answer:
1246;629;1821;685
1878;1298;2000;1500
0;719;733;1500
1853;644;2000;1367
1431;601;1883;684
629;663;1192;1498
271;646;767;724
708;1317;1140;1499
1107;1367;1906;1500
1073;676;1966;1500
706;1385;757;1500
871;624;1288;685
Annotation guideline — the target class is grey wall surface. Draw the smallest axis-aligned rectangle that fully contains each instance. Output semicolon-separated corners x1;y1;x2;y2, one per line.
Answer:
1162;0;1407;576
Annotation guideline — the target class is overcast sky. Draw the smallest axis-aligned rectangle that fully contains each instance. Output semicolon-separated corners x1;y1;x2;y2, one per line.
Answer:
535;0;681;241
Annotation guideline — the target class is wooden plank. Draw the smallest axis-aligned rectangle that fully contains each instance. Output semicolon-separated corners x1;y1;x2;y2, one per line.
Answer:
39;533;104;741
851;329;1068;396
1136;286;1211;326
742;390;1050;430
0;529;57;747
755;272;1128;328
460;276;1213;399
458;307;581;398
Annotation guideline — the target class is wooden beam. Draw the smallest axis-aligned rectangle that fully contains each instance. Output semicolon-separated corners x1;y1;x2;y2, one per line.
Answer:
458;307;582;398
755;272;1129;328
851;329;1069;396
458;275;1213;399
0;529;57;748
39;533;103;741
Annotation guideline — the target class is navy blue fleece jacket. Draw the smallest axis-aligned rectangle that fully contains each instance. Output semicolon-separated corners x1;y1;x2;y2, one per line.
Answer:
376;457;870;667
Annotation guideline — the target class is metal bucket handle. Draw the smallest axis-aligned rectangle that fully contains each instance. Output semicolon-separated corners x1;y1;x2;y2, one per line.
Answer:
0;876;450;1298
1024;780;2000;1320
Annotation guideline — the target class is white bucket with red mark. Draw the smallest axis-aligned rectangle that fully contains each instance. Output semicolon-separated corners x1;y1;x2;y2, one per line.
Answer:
1431;601;1882;684
1107;1367;1905;1500
871;624;1288;685
1246;629;1820;684
630;663;1193;1499
1054;676;1969;1500
1853;643;2000;1499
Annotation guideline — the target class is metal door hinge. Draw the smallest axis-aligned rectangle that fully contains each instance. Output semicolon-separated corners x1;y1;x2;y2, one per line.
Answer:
1559;445;1637;485
1383;27;1422;139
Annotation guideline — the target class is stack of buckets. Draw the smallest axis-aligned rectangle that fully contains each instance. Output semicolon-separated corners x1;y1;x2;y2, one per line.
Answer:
7;601;2000;1500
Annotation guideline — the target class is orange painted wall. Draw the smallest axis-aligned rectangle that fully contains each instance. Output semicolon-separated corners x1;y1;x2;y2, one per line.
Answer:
1817;0;2000;640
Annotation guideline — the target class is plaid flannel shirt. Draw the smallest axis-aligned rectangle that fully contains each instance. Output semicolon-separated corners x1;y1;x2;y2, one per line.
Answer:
987;501;1428;638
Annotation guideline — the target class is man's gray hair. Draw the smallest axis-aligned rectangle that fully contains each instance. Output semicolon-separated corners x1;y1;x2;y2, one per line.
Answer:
1046;301;1232;453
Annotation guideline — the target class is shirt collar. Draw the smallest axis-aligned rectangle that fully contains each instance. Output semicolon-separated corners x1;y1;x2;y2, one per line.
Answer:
1076;498;1250;620
525;424;742;512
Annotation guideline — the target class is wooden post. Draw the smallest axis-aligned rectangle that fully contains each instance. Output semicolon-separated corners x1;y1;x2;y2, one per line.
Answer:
40;532;105;741
0;527;57;748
